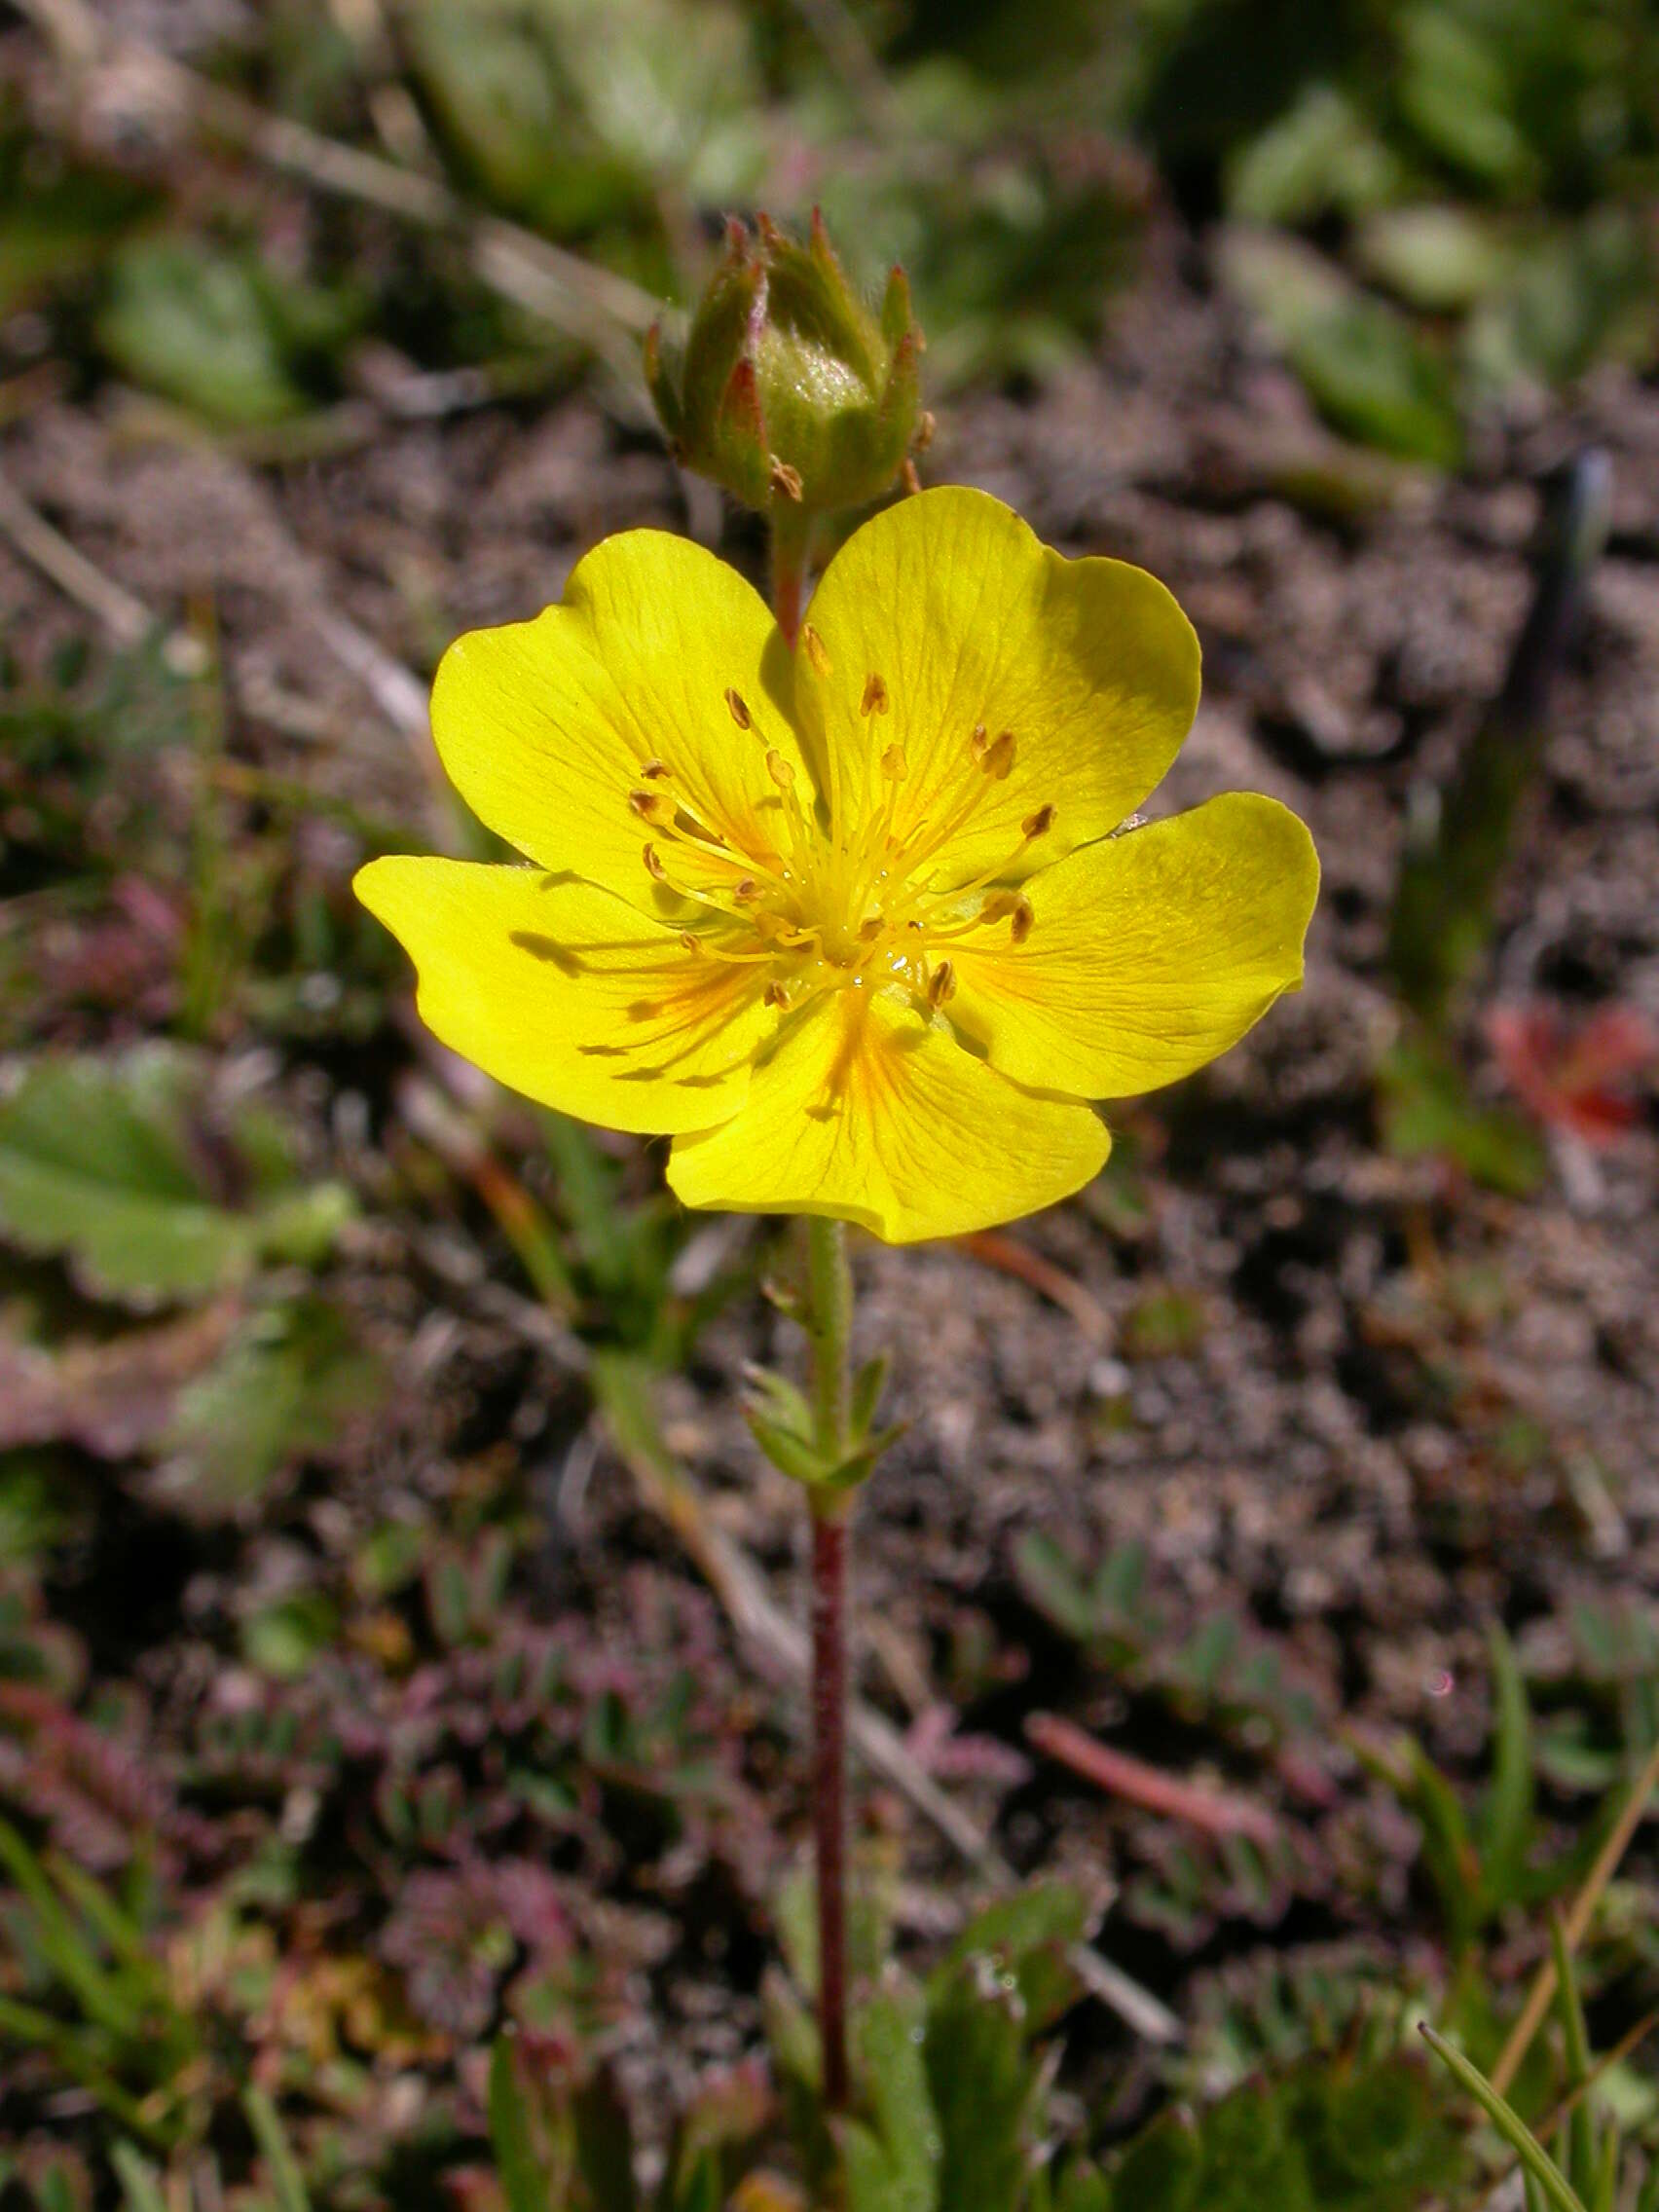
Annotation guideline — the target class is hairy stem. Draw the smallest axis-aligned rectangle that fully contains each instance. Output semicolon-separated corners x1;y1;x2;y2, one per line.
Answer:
811;1502;851;2112
771;510;816;650
804;1214;854;2111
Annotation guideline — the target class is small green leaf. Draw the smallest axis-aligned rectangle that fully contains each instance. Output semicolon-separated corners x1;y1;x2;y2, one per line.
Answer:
109;2146;168;2212
1106;2109;1202;2212
243;2088;311;2212
742;1364;815;1445
850;1353;891;1438
1421;2027;1587;2212
0;1050;353;1307
747;1413;834;1490
98;238;307;426
1480;1624;1534;1907
843;1995;940;2212
489;2037;548;2212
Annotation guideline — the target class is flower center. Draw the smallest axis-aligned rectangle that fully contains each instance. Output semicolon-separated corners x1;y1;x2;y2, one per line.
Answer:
629;664;1052;1016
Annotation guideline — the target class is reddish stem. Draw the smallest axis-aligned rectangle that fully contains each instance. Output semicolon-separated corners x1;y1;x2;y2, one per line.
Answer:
770;515;814;650
811;1506;851;2112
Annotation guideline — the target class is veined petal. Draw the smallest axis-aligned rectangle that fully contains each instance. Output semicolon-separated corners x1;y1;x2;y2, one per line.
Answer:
355;857;774;1133
946;794;1319;1098
665;984;1109;1243
794;486;1199;889
431;532;811;902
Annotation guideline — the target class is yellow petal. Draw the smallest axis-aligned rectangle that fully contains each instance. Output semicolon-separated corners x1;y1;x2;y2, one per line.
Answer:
355;857;774;1133
947;793;1319;1098
665;984;1109;1243
430;531;811;901
795;486;1199;889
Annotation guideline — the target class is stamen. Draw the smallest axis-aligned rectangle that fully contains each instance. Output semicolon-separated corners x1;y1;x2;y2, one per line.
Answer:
980;730;1016;781
927;959;957;1008
801;624;830;678
639;758;672;780
764;979;791;1008
724;688;752;730
1021;803;1055;839
766;750;795;791
630;790;674;825
861;673;890;718
881;744;907;783
1011;896;1034;944
643;843;666;881
970;722;989;760
679;931;777;965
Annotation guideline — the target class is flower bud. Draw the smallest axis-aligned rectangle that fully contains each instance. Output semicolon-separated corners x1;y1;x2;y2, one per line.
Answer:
645;209;927;523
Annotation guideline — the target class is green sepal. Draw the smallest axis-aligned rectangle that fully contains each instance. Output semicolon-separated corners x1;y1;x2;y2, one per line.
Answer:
644;208;925;524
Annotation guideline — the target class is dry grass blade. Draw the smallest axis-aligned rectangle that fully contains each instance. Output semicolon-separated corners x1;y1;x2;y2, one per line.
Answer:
1492;1735;1659;2096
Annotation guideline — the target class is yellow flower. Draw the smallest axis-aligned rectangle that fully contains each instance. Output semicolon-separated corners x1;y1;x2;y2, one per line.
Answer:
356;488;1317;1243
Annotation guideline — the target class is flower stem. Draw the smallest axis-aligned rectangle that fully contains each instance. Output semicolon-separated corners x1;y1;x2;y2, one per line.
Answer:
810;1500;851;2113
804;1214;854;2113
771;510;815;650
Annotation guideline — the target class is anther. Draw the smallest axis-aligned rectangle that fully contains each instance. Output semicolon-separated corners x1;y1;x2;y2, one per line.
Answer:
1022;803;1055;839
733;876;758;902
928;960;957;1007
643;842;667;881
980;730;1016;780
680;932;700;952
881;744;907;783
1011;896;1034;944
764;979;791;1008
770;458;804;501
765;749;794;790
858;917;883;942
801;624;831;678
629;789;673;825
639;757;672;779
970;722;989;760
861;673;890;718
724;687;752;730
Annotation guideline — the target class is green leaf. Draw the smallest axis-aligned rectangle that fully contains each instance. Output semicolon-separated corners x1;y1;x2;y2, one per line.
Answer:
929;1882;1089;2034
489;2037;549;2212
1377;1041;1547;1198
156;1299;387;1523
1396;6;1535;193
1013;1530;1100;1644
1226;84;1402;226
243;2088;311;2212
1354;206;1511;314
747;1413;834;1490
109;2146;168;2212
1422;2027;1587;2212
923;1963;1041;2212
0;1050;354;1307
97;238;307;427
1220;228;1462;468
743;1365;815;1447
574;2068;637;2212
1105;2107;1202;2211
843;1995;940;2212
850;1354;891;1440
1480;1625;1534;1908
